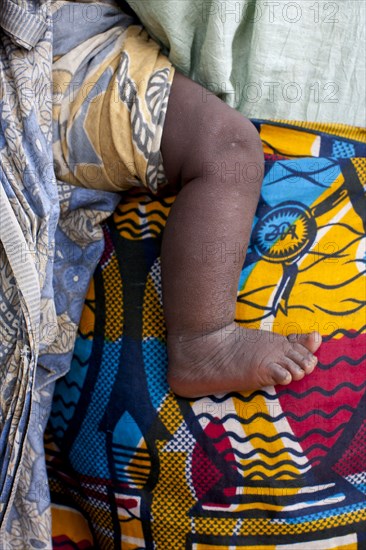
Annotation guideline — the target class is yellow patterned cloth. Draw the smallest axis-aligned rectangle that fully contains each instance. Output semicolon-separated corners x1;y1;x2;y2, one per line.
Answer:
52;0;174;193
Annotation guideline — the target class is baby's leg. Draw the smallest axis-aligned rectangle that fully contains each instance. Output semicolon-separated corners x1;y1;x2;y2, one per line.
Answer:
161;73;321;398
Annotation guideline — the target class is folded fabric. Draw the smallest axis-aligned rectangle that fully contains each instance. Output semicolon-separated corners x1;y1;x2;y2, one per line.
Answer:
52;0;174;194
0;1;119;545
127;0;366;127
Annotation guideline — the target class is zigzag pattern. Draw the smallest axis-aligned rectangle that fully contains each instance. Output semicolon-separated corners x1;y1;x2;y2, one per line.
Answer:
113;193;173;240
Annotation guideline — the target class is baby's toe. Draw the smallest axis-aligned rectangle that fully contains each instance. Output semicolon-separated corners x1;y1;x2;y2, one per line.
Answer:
279;356;307;381
288;331;322;354
268;363;292;386
287;348;317;375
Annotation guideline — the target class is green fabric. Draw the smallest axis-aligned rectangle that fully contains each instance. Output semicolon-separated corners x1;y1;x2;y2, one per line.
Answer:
128;0;365;126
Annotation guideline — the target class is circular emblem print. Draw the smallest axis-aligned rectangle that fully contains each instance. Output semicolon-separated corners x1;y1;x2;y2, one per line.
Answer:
253;202;316;263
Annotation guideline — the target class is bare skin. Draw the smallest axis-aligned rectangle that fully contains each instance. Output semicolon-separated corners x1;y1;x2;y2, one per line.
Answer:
160;72;322;398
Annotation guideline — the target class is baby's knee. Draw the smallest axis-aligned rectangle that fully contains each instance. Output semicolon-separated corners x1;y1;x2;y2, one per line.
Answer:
183;104;264;187
214;110;263;167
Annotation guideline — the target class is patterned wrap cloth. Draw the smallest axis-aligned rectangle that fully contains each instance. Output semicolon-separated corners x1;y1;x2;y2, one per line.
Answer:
0;0;171;544
47;121;366;549
0;1;58;544
52;1;174;194
0;0;129;545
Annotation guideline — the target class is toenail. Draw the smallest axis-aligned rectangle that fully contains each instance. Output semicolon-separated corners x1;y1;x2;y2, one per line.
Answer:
304;354;316;367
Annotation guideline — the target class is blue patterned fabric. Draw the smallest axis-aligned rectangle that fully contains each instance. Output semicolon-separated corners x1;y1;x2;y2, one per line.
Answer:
0;1;119;545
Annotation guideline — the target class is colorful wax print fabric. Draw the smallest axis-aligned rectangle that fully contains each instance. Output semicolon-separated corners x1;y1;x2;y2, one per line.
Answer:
47;121;366;549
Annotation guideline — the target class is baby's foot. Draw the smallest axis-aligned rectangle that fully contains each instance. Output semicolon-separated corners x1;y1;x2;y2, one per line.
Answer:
167;323;322;398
